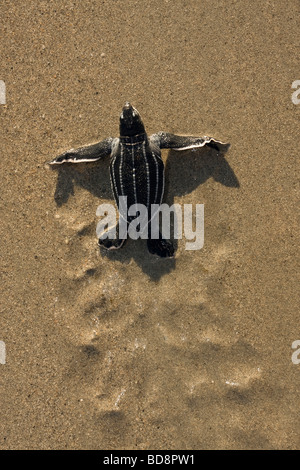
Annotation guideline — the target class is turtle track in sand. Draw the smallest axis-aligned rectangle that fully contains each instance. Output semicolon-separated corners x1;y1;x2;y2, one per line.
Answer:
50;186;277;449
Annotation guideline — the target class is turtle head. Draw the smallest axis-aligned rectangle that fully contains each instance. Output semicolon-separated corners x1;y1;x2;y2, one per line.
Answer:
120;102;145;137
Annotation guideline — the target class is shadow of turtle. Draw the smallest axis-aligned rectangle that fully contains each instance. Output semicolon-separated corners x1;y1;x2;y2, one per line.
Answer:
53;159;112;206
51;144;238;280
164;144;239;204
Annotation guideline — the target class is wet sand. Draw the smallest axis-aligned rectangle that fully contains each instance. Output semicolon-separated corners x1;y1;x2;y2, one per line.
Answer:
0;0;299;449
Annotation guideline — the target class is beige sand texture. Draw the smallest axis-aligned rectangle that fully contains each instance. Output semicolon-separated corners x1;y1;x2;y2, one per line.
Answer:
0;0;299;450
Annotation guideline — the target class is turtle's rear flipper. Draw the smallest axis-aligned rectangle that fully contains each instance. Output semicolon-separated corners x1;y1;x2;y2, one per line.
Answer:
98;237;126;250
98;222;127;251
147;238;174;258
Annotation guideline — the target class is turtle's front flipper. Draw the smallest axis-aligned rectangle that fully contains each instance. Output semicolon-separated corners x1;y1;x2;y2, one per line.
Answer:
153;132;229;152
49;137;115;165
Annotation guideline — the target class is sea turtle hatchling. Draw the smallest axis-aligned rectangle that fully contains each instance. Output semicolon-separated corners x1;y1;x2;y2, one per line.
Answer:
49;102;229;257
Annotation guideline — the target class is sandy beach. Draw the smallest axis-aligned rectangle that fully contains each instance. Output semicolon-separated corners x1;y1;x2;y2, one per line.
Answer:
0;0;299;449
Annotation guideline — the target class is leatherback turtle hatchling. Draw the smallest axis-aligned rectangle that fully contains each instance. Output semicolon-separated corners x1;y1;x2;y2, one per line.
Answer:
49;102;229;257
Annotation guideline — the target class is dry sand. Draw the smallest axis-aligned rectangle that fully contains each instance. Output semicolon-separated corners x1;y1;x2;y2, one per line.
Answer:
0;0;299;450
